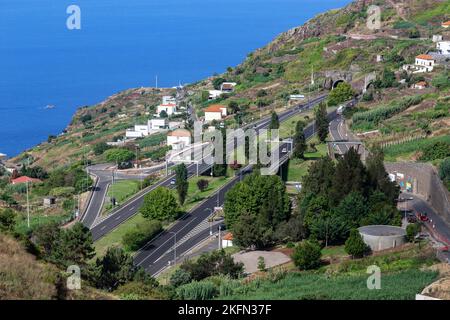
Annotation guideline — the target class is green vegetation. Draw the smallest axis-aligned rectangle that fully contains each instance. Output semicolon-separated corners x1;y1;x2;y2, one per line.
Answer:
122;220;162;251
104;148;135;164
383;135;450;162
292;240;322;270
107;180;140;207
345;229;370;258
352;96;423;131
175;164;189;206
139;187;179;221
314;103;329;142
439;158;450;191
327;82;355;106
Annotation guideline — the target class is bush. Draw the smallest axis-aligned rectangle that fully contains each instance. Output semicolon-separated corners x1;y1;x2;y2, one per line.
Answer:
0;208;16;232
122;220;163;251
439;158;450;191
50;187;76;197
139;187;179;221
291;240;322;270
345;229;370;259
419;141;450;161
327;82;355;106
176;281;217;300
93;142;111;156
196;179;209;192
104;148;135;163
406;223;421;242
169;269;192;288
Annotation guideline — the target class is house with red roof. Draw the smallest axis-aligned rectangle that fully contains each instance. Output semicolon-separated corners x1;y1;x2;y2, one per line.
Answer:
442;21;450;28
204;105;227;122
222;232;234;248
11;176;42;185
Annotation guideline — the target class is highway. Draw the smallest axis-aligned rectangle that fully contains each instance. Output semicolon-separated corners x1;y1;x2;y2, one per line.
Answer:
88;95;328;241
134;101;339;276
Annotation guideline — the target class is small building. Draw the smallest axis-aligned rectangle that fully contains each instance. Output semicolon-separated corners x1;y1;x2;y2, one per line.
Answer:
157;103;177;116
222;232;233;248
162;96;176;105
376;54;384;62
167;129;191;151
432;35;443;43
412;81;428;90
220;82;237;93
437;41;450;55
0;153;6;160
208;90;223;100
43;196;56;208
204;105;227;122
149;118;168;130
442;21;450;28
11;176;42;185
415;54;436;72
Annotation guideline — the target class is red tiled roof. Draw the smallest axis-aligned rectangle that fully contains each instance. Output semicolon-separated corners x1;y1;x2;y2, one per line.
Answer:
442;21;450;26
204;105;226;113
11;176;42;184
223;232;233;241
415;81;428;87
416;54;434;60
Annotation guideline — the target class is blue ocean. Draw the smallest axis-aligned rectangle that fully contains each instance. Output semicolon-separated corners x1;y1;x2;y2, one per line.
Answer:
0;0;349;157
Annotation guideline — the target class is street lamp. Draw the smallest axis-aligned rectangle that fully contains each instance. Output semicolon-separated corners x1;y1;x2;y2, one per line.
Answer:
169;231;177;265
205;208;214;236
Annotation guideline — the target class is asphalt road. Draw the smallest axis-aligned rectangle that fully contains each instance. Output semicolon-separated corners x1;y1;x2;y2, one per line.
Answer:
135;101;339;276
88;95;328;241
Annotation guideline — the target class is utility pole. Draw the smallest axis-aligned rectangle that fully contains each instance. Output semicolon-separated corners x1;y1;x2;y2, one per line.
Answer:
218;225;222;250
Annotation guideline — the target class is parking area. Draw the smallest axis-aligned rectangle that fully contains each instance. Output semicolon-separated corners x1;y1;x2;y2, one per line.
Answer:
232;250;291;274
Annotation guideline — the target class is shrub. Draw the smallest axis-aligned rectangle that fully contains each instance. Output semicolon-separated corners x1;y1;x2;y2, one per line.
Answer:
169;269;192;288
50;187;75;197
196;179;209;192
139;187;179;221
122;220;163;251
0;208;16;232
406;223;421;242
291;240;322;270
345;229;370;259
419;141;450;161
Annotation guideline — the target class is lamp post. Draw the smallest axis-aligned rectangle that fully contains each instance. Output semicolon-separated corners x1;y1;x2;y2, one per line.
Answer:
205;208;214;236
26;181;30;228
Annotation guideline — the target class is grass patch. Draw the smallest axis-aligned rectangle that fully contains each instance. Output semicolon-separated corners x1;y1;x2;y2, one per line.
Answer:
108;180;140;206
287;141;327;182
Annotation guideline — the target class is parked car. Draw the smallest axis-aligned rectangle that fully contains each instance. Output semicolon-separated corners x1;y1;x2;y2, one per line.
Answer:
418;212;429;222
170;179;176;185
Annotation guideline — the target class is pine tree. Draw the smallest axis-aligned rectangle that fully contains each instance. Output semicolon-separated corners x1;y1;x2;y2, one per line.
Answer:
269;111;280;130
175;163;189;205
345;229;370;259
293;121;307;159
314;103;329;143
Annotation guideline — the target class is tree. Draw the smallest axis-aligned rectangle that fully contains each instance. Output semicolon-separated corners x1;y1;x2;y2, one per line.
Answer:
330;147;367;204
212;77;226;90
406;223;421;242
327;82;354;106
269;111;280;130
159;110;168;118
0;208;16;232
366;146;399;204
180;249;244;281
224;173;290;230
54;222;95;267
334;192;368;229
291;240;322;270
93;142;111;155
345;229;370;259
301;156;335;196
232;212;274;249
140;187;179;221
175;164;189;205
314;102;329;143
196;179;209;192
257;256;266;272
293;121;307;159
94;247;139;291
104;148;135;164
170;269;192;288
228;101;240;114
213;128;228;177
122;220;163;251
439;157;450;190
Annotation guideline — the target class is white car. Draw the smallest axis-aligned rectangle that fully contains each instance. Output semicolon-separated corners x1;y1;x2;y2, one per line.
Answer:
282;148;287;153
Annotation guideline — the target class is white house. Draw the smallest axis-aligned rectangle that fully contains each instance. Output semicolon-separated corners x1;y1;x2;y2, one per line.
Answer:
157;103;177;116
437;41;450;55
126;125;149;138
222;233;233;248
415;54;436;72
149;118;168;130
432;35;443;43
208;90;223;100
204;105;227;122
167;129;192;151
162;96;176;105
220;82;237;93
